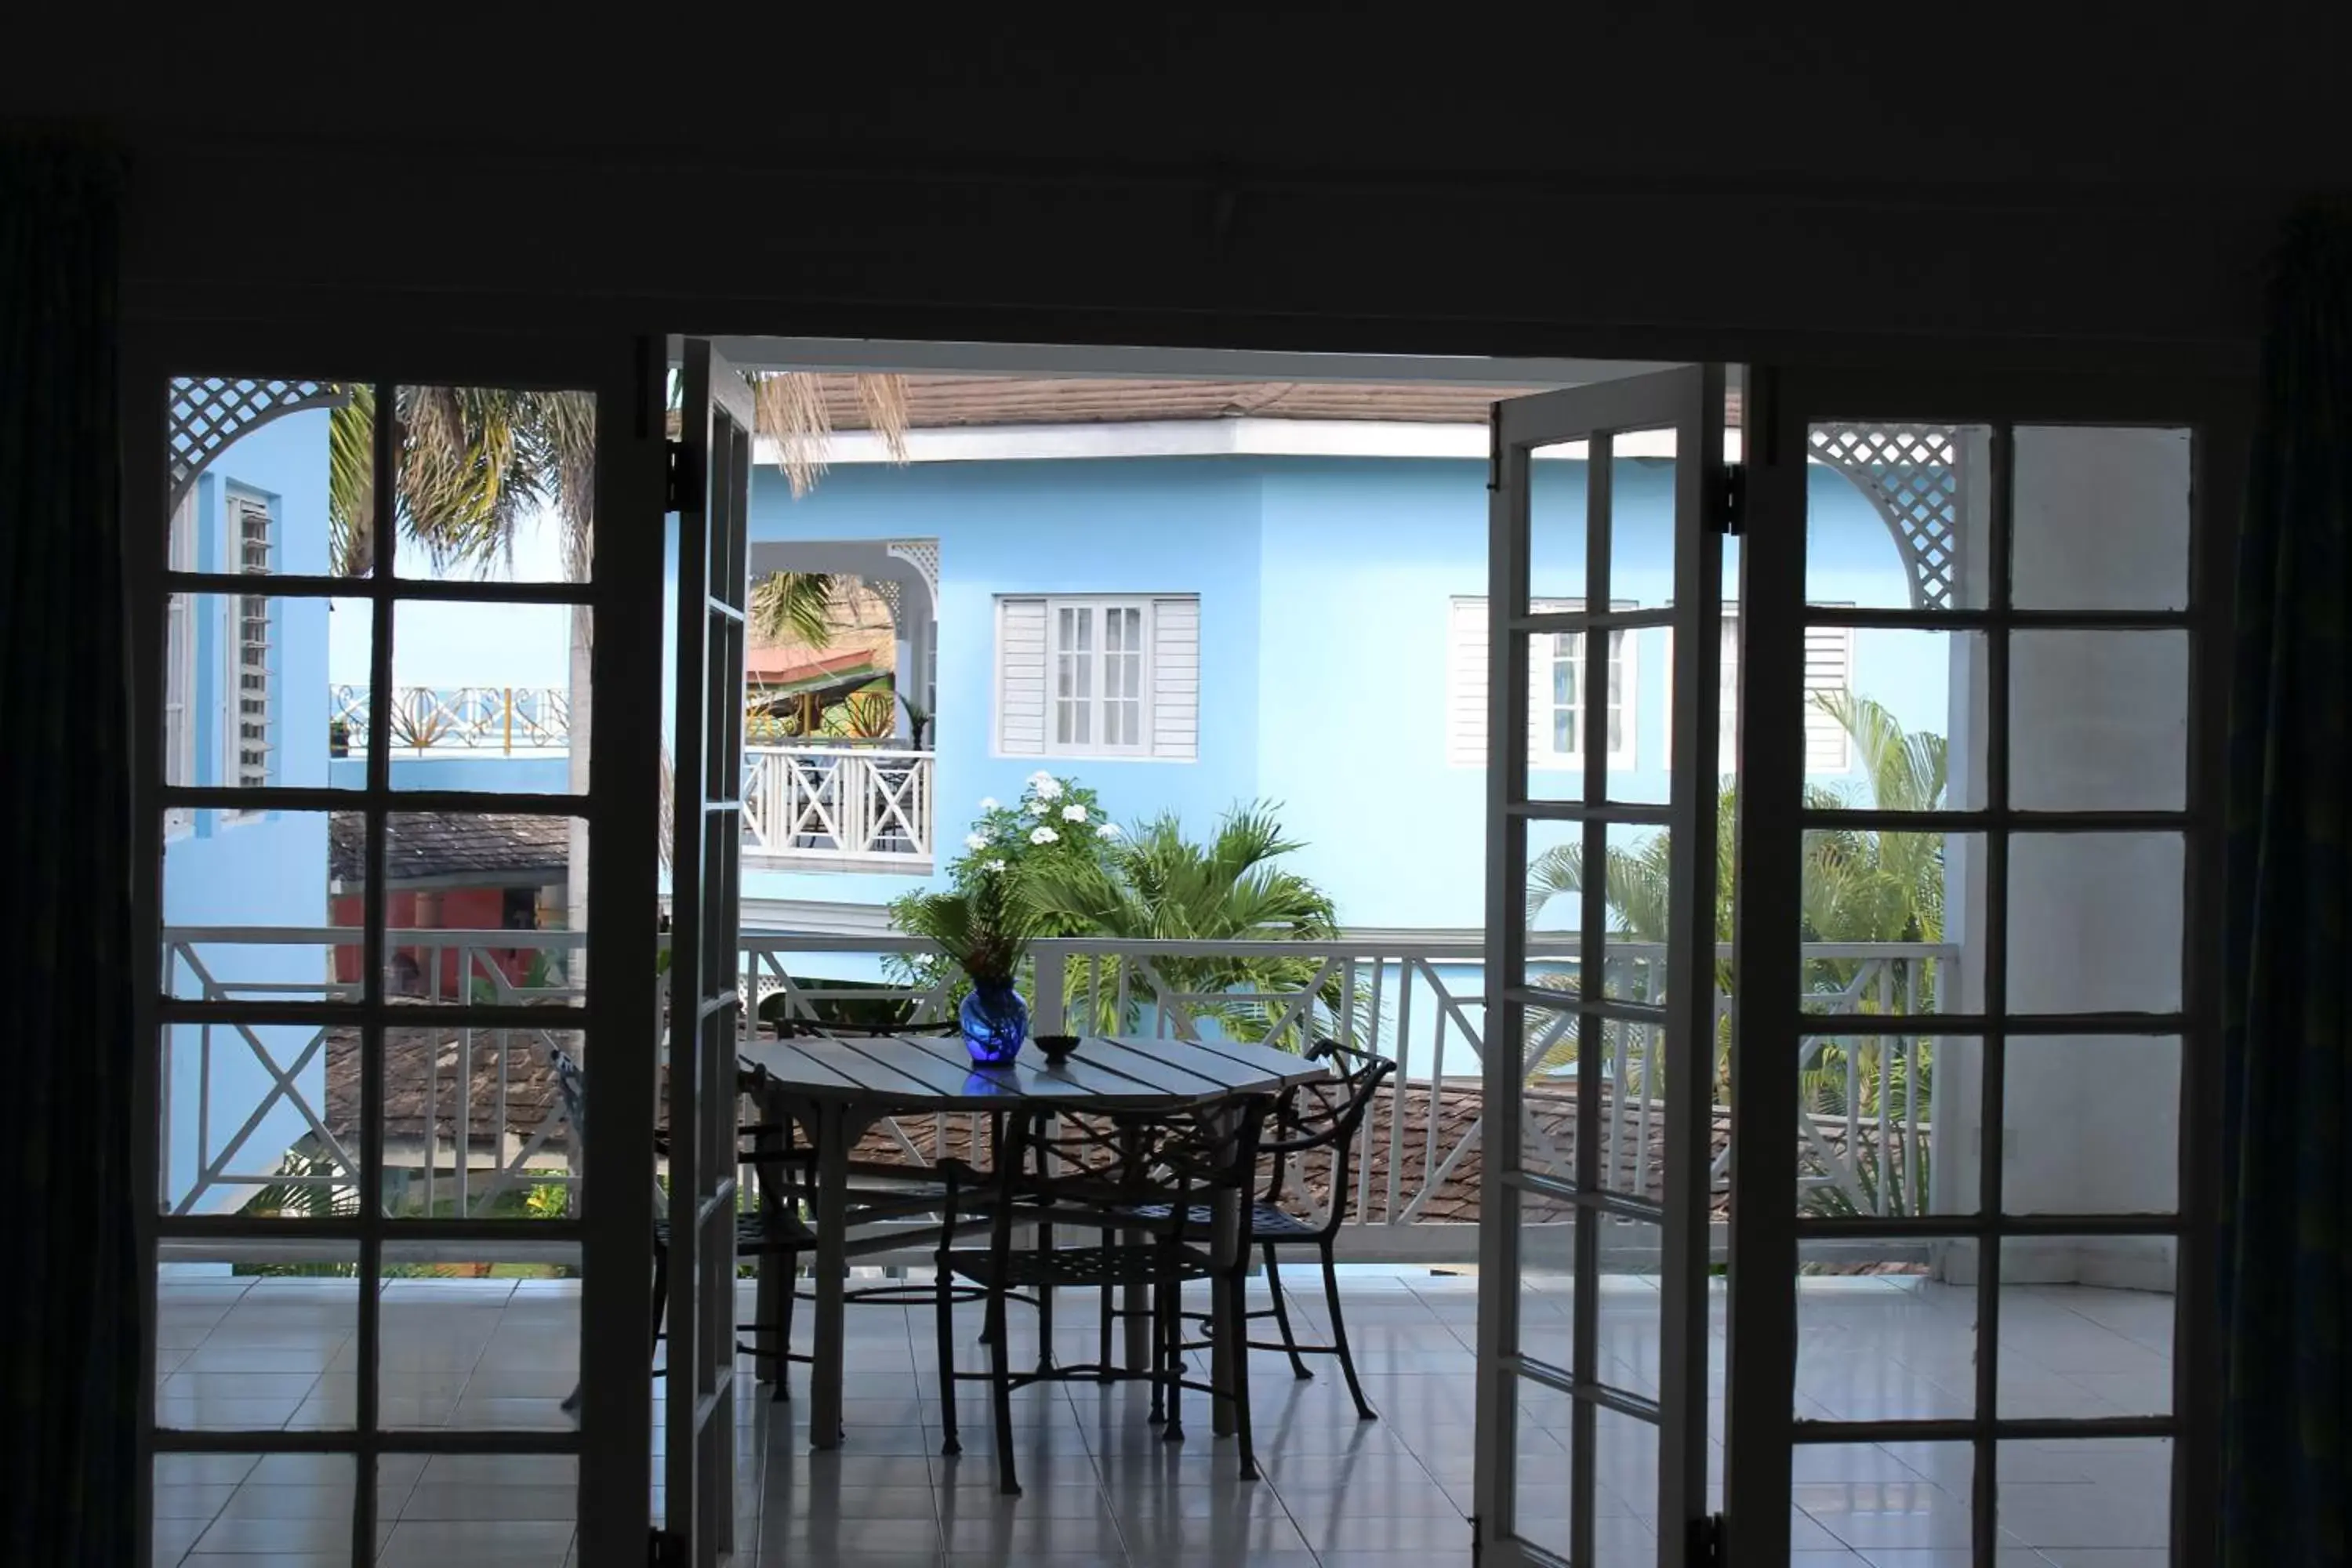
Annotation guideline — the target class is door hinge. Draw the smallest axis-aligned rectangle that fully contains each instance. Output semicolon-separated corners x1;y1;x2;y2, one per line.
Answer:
1714;463;1745;536
648;1526;686;1567
664;438;693;513
1690;1509;1726;1566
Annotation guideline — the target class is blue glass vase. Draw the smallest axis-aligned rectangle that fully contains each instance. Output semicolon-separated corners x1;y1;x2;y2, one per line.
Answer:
959;982;1029;1066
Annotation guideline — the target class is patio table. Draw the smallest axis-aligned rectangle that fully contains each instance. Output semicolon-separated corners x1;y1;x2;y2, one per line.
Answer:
735;1030;1330;1451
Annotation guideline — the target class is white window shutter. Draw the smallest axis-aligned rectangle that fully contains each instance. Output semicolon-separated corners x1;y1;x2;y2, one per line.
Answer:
1802;623;1854;771
1149;596;1199;760
996;597;1048;755
1446;597;1487;768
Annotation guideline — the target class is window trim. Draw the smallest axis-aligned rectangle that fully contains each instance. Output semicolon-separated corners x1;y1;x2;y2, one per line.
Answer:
997;591;1198;762
1528;607;1639;773
1047;595;1155;758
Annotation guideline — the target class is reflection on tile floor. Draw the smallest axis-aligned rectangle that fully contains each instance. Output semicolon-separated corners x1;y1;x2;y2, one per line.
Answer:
154;1270;2172;1566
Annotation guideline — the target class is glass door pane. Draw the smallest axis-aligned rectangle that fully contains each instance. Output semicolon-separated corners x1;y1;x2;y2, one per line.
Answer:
1728;376;2230;1565
1475;367;1728;1567
140;358;644;1568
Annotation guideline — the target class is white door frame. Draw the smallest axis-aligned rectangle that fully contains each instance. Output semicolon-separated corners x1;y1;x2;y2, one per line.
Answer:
664;339;757;1567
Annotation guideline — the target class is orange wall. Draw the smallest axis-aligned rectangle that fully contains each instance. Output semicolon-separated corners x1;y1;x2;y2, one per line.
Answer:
332;887;541;996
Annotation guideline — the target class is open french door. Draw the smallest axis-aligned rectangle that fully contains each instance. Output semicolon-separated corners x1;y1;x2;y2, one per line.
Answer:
664;340;756;1566
1472;367;1729;1566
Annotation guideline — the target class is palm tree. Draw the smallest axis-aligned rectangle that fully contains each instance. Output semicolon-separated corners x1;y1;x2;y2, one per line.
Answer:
1526;692;1945;962
325;372;913;916
1019;804;1360;1050
1523;694;1949;1199
750;569;847;647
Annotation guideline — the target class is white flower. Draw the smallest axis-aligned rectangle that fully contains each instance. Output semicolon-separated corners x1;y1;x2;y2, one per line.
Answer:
978;797;1000;811
1060;804;1087;823
1030;773;1064;800
1029;826;1059;845
985;858;1007;873
964;832;989;851
1096;822;1121;839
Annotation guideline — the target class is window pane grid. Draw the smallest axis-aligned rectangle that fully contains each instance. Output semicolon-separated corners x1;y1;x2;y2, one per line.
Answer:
1028;594;1179;758
1779;419;2201;1563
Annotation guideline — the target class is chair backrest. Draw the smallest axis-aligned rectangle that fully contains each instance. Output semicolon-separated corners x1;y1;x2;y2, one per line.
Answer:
1260;1038;1397;1227
985;1094;1276;1229
549;1044;587;1144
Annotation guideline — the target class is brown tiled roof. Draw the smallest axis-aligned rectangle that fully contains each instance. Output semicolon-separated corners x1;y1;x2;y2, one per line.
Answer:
330;811;572;887
818;376;1531;430
325;1016;573;1152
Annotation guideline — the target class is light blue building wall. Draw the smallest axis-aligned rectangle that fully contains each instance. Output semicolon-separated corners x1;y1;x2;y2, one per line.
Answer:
162;410;333;1216
740;450;1937;932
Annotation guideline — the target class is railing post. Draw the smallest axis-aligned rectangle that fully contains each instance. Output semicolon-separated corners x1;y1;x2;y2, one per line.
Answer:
1033;946;1066;1034
503;686;514;755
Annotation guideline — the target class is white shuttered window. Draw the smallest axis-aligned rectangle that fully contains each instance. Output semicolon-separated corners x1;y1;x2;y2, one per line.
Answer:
164;492;198;834
227;492;274;810
1445;597;1637;771
997;594;1198;760
1664;606;1854;775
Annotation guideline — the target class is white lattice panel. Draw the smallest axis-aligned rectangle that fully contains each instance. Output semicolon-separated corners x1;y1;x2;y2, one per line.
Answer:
885;538;940;602
1809;425;1962;610
168;377;349;508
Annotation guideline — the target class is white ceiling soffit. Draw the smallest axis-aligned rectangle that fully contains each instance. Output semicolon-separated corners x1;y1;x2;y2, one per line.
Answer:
688;336;1684;388
752;420;1737;465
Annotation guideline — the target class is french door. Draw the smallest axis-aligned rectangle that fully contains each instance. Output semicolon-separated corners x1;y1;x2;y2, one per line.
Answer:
128;328;668;1568
663;340;757;1567
1473;367;1729;1566
1720;368;2243;1566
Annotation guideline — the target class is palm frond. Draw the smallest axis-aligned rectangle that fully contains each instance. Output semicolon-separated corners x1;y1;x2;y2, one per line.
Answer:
750;570;841;646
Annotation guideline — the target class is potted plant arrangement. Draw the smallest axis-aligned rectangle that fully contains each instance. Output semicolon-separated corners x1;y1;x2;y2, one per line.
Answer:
898;867;1039;1066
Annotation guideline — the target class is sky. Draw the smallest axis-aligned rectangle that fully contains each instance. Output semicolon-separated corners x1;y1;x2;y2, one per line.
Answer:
327;505;576;691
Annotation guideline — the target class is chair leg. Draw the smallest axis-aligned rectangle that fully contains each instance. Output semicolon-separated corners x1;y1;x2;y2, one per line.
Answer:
1228;1249;1260;1481
1262;1243;1313;1381
1319;1243;1376;1421
1160;1251;1185;1443
1146;1273;1168;1426
986;1286;1018;1496
1096;1232;1116;1383
935;1253;960;1456
1036;1223;1056;1374
771;1251;794;1403
651;1246;671;1361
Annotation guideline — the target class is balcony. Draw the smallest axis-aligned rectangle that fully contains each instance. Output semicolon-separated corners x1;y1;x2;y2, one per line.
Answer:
741;745;934;873
324;690;936;872
156;926;2173;1566
162;927;1952;1244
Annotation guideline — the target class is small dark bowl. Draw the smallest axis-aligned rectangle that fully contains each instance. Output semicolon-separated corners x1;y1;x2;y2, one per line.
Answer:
1033;1033;1082;1065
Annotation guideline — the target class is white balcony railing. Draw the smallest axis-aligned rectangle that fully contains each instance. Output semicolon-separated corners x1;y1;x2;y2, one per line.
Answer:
160;925;1952;1259
742;746;933;869
332;685;572;755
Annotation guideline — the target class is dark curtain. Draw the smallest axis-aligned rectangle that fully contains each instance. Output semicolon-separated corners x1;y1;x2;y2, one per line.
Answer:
0;145;137;1565
2220;207;2352;1566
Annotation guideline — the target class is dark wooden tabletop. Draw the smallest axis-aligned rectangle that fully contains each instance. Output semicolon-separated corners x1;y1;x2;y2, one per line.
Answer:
736;1032;1328;1112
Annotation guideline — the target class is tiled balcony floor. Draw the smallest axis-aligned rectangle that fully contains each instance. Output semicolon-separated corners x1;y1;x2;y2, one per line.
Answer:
153;1270;2174;1566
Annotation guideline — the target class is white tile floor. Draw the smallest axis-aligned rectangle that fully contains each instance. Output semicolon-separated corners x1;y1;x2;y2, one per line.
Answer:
152;1269;2175;1566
